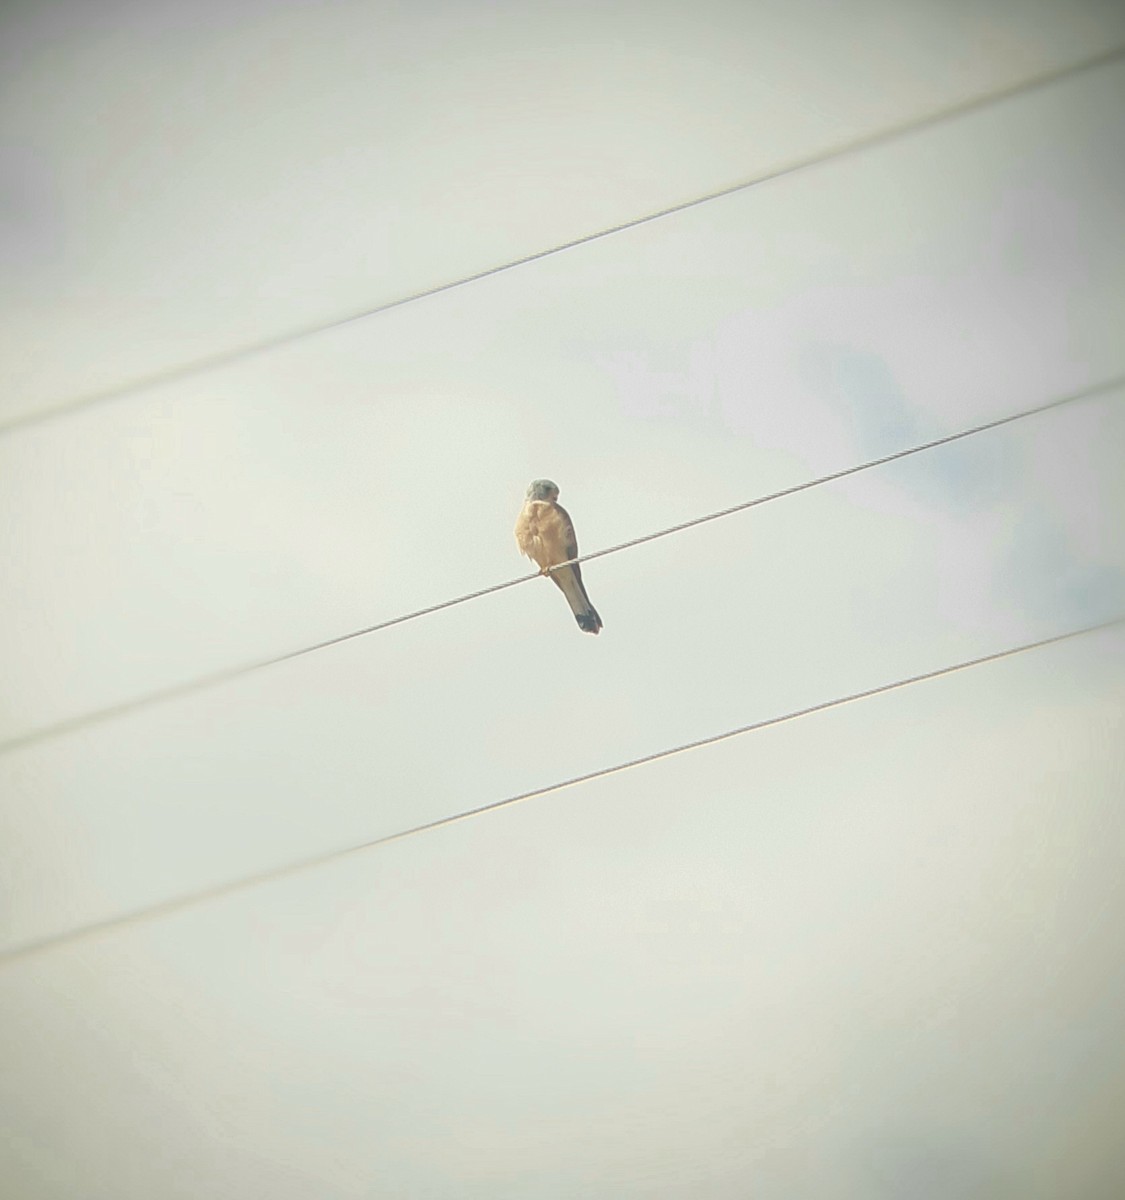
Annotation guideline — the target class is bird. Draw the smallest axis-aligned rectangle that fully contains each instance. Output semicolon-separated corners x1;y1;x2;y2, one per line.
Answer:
514;479;603;634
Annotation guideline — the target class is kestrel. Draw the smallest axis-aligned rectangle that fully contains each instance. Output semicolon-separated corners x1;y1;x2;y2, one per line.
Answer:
515;479;603;634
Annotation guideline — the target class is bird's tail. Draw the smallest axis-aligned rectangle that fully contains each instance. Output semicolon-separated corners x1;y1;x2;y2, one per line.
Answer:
553;565;603;635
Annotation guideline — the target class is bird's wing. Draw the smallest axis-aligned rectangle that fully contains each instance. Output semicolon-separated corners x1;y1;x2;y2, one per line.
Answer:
546;504;602;632
551;503;591;590
551;503;579;565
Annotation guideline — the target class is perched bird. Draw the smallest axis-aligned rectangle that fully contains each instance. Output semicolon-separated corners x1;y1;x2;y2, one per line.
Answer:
514;479;603;634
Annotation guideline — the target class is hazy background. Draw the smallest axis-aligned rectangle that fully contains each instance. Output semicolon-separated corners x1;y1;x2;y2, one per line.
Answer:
2;2;1124;1197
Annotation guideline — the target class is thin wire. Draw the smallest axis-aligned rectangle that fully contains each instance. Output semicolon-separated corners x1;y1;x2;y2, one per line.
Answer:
573;375;1122;569
1;372;1120;758
2;45;1121;439
1;616;1119;966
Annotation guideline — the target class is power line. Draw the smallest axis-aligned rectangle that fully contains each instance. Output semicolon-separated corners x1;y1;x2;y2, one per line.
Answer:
1;372;1120;758
1;616;1118;966
2;45;1121;440
568;376;1122;569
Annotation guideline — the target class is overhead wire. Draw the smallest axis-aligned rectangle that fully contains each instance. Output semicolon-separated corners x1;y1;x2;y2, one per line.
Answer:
1;615;1119;966
1;44;1122;440
0;47;1120;978
2;372;1120;759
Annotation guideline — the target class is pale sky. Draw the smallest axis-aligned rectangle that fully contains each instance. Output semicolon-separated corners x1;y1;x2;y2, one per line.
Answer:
2;2;1124;1198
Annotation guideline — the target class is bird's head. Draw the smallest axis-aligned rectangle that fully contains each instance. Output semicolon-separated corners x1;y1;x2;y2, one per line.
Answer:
526;479;560;502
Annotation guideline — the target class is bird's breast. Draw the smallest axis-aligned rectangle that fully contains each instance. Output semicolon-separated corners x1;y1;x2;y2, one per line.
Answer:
515;502;555;568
